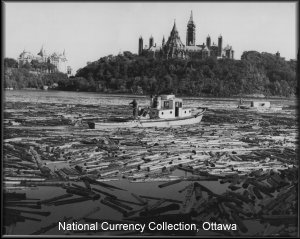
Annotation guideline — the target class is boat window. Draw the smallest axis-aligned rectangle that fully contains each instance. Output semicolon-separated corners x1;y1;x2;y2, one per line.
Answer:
184;111;186;113
161;112;164;115
179;102;182;108
170;111;172;114
164;101;169;108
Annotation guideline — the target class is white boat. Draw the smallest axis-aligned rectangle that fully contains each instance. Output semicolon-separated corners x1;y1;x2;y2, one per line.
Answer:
88;94;206;129
238;101;282;112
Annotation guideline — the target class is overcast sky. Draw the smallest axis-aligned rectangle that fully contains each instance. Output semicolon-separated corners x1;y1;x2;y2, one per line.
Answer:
4;2;298;73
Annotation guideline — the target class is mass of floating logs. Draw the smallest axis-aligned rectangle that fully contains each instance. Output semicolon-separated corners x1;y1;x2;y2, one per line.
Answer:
3;99;297;236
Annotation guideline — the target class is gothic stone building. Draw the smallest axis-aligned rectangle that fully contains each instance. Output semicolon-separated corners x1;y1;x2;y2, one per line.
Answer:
18;46;72;76
138;11;234;60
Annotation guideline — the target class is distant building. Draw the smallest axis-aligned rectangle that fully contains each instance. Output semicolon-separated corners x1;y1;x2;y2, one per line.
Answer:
18;46;72;76
139;11;234;60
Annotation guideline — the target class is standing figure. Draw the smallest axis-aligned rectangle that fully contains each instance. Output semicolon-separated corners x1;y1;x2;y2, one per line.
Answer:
153;96;158;108
150;94;154;107
129;99;138;119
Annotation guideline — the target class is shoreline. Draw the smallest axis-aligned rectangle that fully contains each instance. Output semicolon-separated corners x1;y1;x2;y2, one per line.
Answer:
4;89;296;101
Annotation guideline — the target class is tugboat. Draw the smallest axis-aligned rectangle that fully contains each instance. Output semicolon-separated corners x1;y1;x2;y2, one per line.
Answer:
88;94;206;129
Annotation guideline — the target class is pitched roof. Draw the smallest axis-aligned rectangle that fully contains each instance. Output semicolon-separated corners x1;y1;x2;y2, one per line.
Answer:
165;20;185;49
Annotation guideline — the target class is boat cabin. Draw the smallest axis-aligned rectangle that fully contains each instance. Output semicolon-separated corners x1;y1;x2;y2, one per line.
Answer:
250;101;271;108
149;95;192;119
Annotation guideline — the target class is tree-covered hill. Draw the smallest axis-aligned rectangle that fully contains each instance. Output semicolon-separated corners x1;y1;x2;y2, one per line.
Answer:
75;51;297;97
4;51;297;97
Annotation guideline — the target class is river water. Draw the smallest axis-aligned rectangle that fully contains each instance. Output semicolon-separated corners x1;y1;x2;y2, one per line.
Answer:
4;90;295;108
3;90;297;236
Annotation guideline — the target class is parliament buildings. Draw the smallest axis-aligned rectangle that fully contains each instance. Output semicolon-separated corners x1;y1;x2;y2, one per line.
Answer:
138;11;234;60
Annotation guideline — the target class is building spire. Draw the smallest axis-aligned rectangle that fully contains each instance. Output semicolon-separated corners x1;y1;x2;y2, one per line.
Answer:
188;10;194;25
38;45;44;56
172;19;177;33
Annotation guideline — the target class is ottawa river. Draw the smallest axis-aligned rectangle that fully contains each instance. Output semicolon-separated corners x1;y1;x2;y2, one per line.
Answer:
4;89;295;108
3;90;297;236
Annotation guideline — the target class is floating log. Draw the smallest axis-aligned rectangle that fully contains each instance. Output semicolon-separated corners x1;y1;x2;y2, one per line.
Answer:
252;187;263;200
105;197;133;211
249;179;275;193
66;188;100;200
22;180;66;186
131;193;147;205
100;199;128;216
110;198;144;206
147;199;166;211
39;193;73;205
158;179;183;188
194;182;216;196
92;188;117;199
71;183;91;191
178;183;193;193
5;177;46;182
177;166;194;173
225;191;253;204
8;213;42;222
6;203;41;210
186;176;219;181
139;195;182;204
140;203;180;217
262;188;294;213
99;170;119;177
5;208;51;217
223;202;252;217
181;183;194;213
83;176;125;191
4;192;26;200
52;196;92;206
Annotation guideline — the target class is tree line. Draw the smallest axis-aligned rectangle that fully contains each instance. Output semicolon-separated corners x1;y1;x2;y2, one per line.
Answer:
4;58;86;90
4;51;297;97
75;51;297;97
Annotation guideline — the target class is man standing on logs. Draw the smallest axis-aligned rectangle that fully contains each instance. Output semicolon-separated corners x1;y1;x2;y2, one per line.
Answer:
129;99;138;119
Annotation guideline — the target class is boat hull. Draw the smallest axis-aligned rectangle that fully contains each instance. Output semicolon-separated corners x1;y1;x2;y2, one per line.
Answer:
88;109;206;129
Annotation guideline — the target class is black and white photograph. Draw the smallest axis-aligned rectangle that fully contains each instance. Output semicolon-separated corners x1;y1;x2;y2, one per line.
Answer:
2;1;298;237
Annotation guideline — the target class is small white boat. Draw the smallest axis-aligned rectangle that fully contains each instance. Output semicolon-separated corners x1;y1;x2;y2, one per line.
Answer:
88;94;206;129
238;101;282;112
